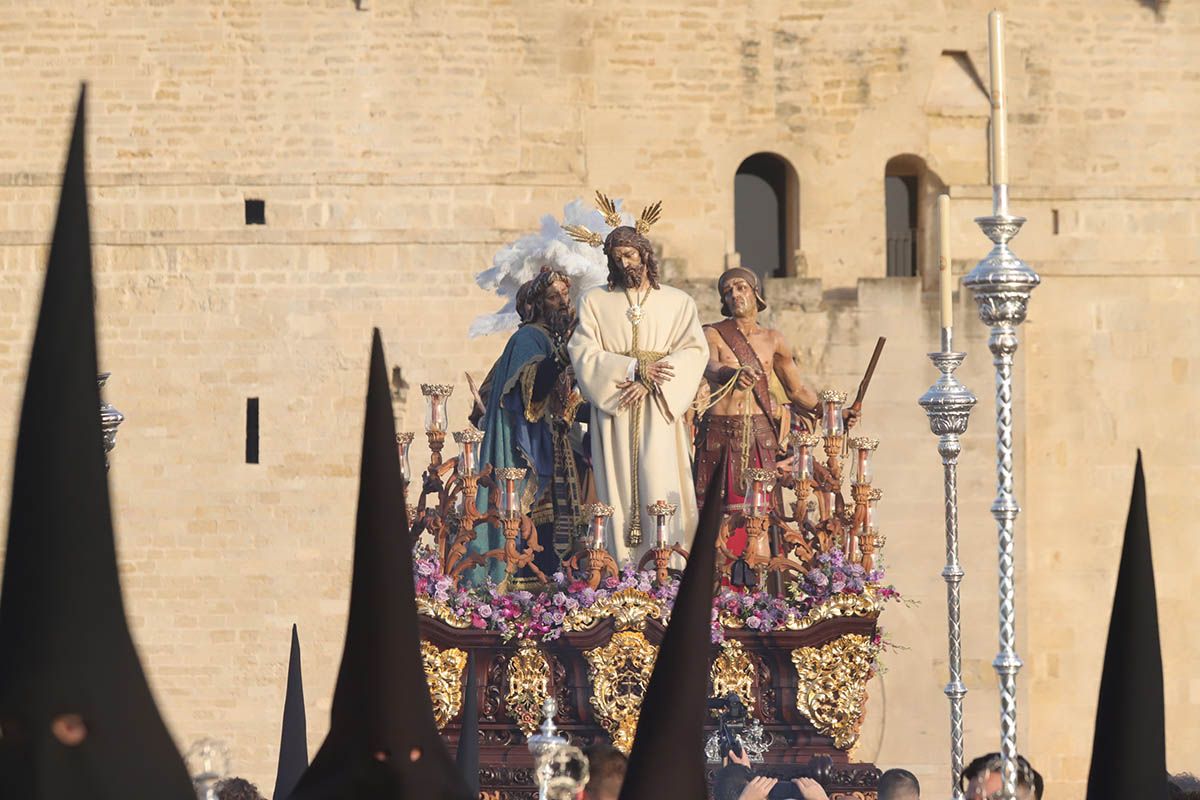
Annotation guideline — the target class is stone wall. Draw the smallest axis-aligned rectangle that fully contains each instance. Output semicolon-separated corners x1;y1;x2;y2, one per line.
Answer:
0;1;1198;796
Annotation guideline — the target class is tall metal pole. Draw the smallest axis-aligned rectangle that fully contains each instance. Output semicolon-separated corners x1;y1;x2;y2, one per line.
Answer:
920;327;976;800
964;186;1039;799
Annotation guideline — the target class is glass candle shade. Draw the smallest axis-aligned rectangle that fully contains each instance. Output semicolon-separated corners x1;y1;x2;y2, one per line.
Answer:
743;468;775;518
848;437;878;485
495;467;527;519
453;426;484;477
395;432;414;484
818;389;847;438
791;433;821;483
421;383;454;434
646;501;677;548
586;503;614;548
867;488;881;531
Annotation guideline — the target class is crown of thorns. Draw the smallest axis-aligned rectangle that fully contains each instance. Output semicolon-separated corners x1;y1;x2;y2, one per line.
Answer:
561;190;663;248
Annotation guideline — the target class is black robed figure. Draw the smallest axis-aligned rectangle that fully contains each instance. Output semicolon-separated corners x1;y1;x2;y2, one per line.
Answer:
287;332;472;800
0;88;195;799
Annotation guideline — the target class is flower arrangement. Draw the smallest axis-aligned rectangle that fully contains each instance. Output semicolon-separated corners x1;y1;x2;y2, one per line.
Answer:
413;547;898;644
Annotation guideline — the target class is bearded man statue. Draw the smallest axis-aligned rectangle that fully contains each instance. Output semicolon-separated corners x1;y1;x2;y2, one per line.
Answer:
466;267;589;584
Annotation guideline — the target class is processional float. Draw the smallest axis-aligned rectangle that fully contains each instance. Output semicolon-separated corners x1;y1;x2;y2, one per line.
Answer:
399;377;897;799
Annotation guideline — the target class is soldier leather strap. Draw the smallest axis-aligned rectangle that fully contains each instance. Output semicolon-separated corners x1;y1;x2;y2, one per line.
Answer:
707;319;780;445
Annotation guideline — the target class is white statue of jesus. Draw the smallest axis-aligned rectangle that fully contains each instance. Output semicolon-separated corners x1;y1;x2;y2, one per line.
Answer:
567;208;707;562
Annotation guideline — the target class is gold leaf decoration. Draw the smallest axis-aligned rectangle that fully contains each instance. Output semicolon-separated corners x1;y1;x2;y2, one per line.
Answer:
710;639;757;715
420;640;468;730
790;633;879;750
584;630;659;753
505;642;551;736
562;588;663;633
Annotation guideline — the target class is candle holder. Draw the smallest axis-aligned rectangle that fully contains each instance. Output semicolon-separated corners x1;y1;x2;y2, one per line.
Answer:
396;431;415;489
450;466;546;584
848;436;877;487
453;425;484;478
638;500;686;584
421;383;454;468
818;389;848;488
787;431;821;525
566;503;618;589
963;189;1038;798
740;467;778;587
859;488;883;573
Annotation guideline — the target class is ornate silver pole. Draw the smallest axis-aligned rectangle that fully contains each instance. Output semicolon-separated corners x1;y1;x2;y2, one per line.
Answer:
964;201;1039;798
919;328;976;800
97;372;124;471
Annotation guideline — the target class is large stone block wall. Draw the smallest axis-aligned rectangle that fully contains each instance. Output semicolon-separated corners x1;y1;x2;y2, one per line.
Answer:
0;1;1197;797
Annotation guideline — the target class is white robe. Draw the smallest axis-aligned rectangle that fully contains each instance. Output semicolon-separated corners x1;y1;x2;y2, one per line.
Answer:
568;284;708;563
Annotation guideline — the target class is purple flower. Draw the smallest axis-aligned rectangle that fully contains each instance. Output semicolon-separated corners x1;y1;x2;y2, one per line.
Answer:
478;604;494;618
746;615;762;630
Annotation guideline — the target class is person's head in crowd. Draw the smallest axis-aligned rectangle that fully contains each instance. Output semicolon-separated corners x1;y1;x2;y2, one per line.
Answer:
961;753;1043;800
878;767;921;800
214;777;266;800
582;744;627;800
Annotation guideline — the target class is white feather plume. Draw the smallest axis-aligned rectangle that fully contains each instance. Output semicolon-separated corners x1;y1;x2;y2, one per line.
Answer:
468;198;635;338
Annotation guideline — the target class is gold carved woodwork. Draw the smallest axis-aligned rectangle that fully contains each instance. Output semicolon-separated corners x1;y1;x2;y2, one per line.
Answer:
563;588;663;633
420;640;468;731
790;633;879;750
710;639;757;715
505;642;552;736
584;630;659;753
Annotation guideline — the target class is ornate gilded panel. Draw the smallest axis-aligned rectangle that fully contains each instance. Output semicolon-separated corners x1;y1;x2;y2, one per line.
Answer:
584;630;659;753
791;633;878;750
563;588;663;632
710;639;757;714
504;642;551;736
420;640;468;730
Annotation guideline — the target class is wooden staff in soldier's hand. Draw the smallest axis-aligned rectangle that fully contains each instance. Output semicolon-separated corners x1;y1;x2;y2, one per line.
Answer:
846;336;886;427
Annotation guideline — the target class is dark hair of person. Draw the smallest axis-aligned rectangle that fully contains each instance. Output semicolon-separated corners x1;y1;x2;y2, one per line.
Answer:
961;753;1043;800
214;777;266;800
583;743;628;800
878;767;921;799
603;226;660;290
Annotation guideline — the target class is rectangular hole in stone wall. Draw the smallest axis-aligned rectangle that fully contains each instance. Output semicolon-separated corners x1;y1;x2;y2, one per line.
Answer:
1051;208;1060;235
245;199;266;225
246;398;259;464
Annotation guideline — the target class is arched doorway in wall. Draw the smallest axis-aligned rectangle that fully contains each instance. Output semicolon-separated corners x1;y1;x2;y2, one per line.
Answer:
884;155;923;277
734;153;799;283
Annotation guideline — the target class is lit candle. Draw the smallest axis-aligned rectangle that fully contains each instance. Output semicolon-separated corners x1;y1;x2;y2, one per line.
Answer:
988;10;1009;188
938;193;952;330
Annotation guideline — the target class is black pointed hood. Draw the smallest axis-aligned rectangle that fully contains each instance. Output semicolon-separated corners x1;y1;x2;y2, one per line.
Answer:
1085;453;1167;800
274;624;310;800
0;86;194;799
454;653;479;796
618;478;725;800
288;331;471;800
